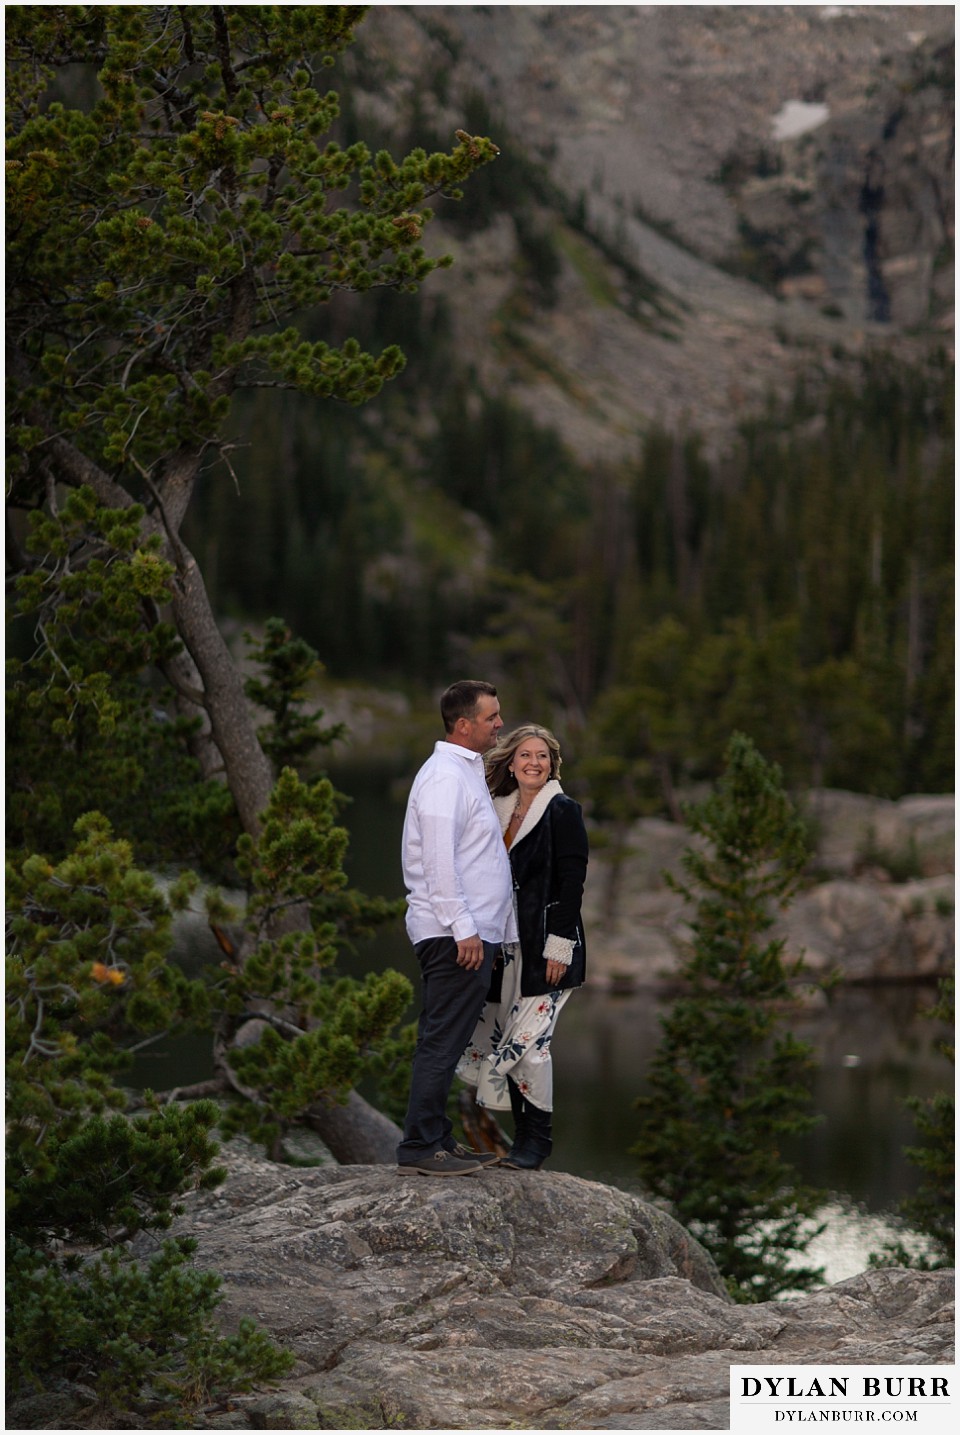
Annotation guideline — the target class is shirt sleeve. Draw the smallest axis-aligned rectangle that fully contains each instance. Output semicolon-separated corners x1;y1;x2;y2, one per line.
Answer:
415;776;478;941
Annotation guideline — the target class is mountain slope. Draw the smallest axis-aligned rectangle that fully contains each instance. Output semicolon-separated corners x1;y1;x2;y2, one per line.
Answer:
346;4;954;458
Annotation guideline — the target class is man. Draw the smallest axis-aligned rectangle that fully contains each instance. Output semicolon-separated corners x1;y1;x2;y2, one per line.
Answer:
397;680;517;1176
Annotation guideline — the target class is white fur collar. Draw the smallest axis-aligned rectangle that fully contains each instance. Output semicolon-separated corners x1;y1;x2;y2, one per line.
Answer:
493;779;563;847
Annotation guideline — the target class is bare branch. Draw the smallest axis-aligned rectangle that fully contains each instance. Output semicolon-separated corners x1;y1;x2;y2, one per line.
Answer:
155;654;208;708
128;1076;230;1109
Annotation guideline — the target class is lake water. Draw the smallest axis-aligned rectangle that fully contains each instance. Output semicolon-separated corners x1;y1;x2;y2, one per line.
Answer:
328;758;950;1282
135;758;950;1287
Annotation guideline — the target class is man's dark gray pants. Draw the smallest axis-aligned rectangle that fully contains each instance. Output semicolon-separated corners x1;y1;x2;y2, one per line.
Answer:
396;936;497;1164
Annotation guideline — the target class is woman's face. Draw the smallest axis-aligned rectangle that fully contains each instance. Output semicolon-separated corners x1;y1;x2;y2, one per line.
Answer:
510;736;553;797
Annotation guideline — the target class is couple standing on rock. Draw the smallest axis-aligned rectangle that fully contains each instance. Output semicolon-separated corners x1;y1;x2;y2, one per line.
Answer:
396;680;589;1177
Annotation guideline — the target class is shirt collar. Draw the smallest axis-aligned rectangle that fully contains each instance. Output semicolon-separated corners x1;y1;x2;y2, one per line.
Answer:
436;739;484;763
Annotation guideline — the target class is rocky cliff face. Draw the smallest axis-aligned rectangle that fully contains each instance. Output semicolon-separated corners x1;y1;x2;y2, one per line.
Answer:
12;1149;950;1431
582;789;954;987
346;5;954;458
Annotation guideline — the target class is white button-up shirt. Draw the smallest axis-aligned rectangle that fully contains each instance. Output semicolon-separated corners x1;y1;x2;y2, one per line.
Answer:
402;741;518;946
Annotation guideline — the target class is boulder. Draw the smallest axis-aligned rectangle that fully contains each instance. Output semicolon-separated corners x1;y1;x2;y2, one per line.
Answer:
169;1151;957;1429
801;791;955;880
783;877;955;982
582;791;954;989
11;1146;952;1430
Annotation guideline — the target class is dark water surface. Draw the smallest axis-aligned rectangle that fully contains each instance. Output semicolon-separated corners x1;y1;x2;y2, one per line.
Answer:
328;758;950;1215
133;758;949;1275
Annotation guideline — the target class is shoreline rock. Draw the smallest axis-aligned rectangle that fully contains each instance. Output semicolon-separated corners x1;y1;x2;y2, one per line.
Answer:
581;791;954;991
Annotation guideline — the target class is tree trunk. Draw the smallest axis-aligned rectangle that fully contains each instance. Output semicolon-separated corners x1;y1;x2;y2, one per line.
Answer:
305;1092;402;1165
655;753;684;825
36;417;395;1163
170;545;275;836
165;644;224;784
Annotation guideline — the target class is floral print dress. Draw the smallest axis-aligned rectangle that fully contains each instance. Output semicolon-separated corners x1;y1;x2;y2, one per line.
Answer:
456;943;570;1112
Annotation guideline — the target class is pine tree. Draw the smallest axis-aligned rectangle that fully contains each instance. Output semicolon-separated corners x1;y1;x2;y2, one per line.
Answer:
6;3;498;1161
871;977;954;1270
632;733;828;1301
244;618;346;773
6;12;494;1411
7;3;497;832
5;816;293;1413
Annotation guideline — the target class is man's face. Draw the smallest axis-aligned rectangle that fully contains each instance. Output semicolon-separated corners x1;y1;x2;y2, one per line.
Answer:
458;694;503;753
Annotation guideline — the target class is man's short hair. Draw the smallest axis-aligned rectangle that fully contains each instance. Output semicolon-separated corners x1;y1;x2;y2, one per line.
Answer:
440;680;498;733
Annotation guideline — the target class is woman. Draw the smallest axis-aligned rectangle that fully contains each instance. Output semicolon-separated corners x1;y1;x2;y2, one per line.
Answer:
457;724;588;1169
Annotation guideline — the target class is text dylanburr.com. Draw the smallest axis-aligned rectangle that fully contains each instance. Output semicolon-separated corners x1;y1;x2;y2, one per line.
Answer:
730;1367;954;1435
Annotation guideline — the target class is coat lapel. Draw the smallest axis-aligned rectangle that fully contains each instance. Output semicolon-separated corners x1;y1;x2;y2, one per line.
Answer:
494;781;563;846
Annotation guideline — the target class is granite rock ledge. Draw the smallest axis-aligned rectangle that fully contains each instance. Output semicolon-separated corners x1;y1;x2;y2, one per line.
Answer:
30;1145;947;1431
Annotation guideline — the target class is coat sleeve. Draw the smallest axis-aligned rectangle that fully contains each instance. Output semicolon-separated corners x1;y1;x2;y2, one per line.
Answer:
543;798;588;941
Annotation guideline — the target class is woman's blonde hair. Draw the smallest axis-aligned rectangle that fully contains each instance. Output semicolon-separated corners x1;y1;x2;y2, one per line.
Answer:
486;724;562;796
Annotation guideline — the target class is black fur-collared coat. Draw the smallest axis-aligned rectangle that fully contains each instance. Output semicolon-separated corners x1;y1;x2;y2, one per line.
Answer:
489;780;588;999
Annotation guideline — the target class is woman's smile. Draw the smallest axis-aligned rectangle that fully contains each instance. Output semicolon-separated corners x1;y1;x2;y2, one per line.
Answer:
512;742;551;792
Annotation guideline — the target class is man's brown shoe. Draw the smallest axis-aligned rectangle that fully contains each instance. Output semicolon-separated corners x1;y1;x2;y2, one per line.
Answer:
447;1141;499;1166
396;1150;483;1177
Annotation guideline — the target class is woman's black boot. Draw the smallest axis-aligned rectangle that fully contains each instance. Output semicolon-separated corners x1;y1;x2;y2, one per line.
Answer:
501;1097;552;1170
